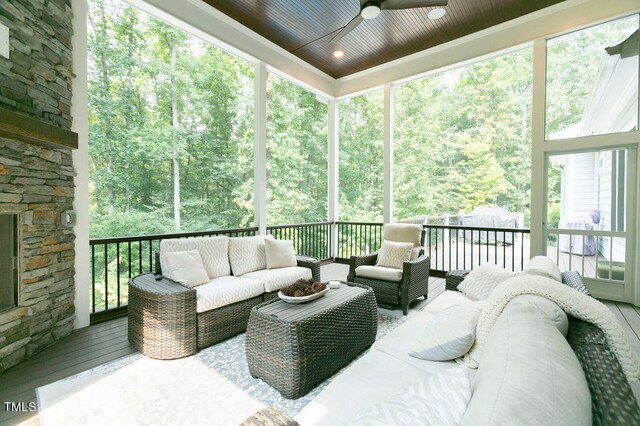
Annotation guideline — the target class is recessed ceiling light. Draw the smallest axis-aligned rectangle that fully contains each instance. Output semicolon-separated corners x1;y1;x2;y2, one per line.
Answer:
428;8;446;20
333;50;344;58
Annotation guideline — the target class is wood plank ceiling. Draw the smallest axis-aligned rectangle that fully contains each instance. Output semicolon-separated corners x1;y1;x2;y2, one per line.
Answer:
202;0;566;78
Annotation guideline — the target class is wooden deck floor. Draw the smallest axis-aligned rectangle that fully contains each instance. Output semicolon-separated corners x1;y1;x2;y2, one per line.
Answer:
1;263;638;425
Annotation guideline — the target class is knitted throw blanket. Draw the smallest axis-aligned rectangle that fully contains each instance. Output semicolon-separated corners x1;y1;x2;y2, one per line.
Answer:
458;274;640;382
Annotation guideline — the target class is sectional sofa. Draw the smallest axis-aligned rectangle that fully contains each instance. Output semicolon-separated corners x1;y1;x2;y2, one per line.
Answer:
155;234;320;349
294;271;640;425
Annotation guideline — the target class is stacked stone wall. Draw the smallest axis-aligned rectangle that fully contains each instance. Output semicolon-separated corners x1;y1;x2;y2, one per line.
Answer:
0;0;75;373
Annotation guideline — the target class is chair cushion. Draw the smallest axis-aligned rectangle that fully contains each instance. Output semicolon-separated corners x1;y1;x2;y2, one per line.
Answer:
228;235;274;276
521;255;562;282
264;239;297;269
376;240;413;269
457;263;516;300
163;249;210;288
242;266;312;292
160;236;230;280
384;223;422;247
355;265;403;282
410;301;484;361
194;276;264;313
461;296;591;426
351;367;472;426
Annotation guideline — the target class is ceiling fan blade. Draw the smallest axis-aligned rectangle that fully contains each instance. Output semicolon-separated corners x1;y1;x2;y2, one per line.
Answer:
329;14;364;45
381;0;448;10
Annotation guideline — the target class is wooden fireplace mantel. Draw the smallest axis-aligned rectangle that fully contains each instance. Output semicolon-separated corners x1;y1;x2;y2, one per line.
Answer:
0;107;78;150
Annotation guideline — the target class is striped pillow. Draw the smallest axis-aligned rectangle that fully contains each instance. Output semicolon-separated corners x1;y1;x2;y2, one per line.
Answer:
351;367;472;426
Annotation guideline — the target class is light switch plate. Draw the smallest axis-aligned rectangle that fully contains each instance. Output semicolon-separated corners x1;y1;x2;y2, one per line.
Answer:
0;23;8;59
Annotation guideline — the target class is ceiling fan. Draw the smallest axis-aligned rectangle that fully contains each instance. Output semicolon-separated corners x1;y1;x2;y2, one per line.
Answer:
330;0;449;45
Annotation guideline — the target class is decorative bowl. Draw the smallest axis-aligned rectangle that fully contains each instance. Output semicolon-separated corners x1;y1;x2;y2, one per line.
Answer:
278;286;329;304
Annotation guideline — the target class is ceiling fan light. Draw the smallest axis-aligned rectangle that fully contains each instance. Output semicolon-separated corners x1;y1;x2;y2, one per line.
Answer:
428;8;446;20
361;2;381;20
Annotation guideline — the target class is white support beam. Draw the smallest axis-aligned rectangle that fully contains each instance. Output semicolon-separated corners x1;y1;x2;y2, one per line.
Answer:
328;99;339;258
383;83;394;224
71;0;90;329
254;62;268;235
530;39;547;259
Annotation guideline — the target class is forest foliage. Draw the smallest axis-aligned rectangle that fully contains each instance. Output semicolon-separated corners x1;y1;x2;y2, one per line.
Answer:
88;0;638;238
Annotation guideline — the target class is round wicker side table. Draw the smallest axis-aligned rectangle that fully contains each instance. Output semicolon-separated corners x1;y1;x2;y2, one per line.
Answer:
128;273;197;359
445;269;470;291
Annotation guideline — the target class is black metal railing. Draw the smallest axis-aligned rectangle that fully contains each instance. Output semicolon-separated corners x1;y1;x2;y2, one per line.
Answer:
89;219;531;321
424;224;530;276
89;226;257;320
335;221;384;260
267;222;332;261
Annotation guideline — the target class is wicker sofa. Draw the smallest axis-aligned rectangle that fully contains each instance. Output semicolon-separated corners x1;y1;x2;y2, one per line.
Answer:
294;271;640;425
154;235;320;349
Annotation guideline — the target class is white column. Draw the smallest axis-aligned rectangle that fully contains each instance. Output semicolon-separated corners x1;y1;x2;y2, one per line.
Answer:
254;62;267;235
328;99;339;258
383;83;394;223
530;39;547;258
71;0;90;329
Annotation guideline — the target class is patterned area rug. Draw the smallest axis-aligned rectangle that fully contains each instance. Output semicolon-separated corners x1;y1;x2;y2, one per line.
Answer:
37;311;404;426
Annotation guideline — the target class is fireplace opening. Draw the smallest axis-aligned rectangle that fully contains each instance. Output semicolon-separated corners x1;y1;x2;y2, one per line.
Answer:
0;214;18;311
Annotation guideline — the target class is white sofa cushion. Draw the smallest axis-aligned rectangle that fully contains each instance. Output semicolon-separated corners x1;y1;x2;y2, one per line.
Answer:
194;276;264;313
264;239;297;269
228;235;274;276
521;255;562;282
163;250;209;288
355;265;403;282
506;294;569;336
295;349;465;426
457;263;516;300
376;240;413;269
410;301;484;361
241;266;312;293
461;297;591;426
384;223;422;247
160;236;230;280
422;290;473;315
351;367;472;426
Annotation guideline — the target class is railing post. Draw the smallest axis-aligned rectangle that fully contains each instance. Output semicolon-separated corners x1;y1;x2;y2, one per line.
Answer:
444;213;450;247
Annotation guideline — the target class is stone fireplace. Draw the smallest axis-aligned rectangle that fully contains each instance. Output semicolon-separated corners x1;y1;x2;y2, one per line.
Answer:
0;0;77;373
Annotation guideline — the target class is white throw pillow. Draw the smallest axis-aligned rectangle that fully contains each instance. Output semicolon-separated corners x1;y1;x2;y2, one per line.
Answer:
163;250;209;288
228;234;274;276
458;263;516;300
410;301;484;361
521;255;562;282
376;240;413;270
264;239;297;269
351;367;472;426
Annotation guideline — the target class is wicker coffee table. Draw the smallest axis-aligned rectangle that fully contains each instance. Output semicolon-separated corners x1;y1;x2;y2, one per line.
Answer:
245;282;377;399
128;273;197;360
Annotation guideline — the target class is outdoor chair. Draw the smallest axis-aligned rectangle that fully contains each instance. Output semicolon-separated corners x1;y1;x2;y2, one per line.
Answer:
347;223;430;315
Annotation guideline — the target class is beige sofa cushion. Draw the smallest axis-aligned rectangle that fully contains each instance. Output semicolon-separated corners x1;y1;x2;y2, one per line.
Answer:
163;249;209;288
461;297;591;426
355;265;403;282
521;255;562;282
194;276;264;313
264;239;297;269
410;301;484;361
242;266;312;293
160;236;230;280
228;235;274;276
351;366;472;426
384;223;422;247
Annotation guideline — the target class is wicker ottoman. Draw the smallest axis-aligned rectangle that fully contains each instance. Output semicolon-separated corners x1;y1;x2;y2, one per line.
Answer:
445;269;471;291
128;273;197;359
245;282;377;399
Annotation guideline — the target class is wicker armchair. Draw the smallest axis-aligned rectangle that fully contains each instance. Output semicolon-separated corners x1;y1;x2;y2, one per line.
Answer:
347;223;430;315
